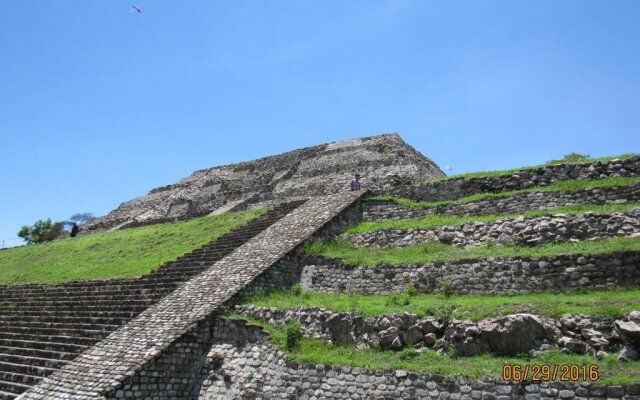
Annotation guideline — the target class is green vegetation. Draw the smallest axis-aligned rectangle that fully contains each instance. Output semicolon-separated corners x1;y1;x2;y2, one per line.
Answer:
305;237;640;265
232;316;640;385
17;218;67;244
348;202;639;234
0;209;266;285
245;288;640;321
373;176;640;210
433;153;638;182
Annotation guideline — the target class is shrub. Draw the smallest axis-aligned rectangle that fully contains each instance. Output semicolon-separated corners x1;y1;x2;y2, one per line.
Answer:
431;303;456;325
438;277;454;298
291;284;302;296
546;152;591;165
285;320;303;352
17;219;66;244
405;282;419;297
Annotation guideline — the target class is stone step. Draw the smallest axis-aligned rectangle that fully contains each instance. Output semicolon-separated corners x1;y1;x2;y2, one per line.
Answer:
0;346;77;362
0;388;18;399
0;353;67;370
0;338;88;354
0;298;159;309
0;283;178;298
0;373;40;389
0;361;57;378
0;325;112;340
0;378;33;396
0;332;99;347
0;320;121;333
0;309;139;319
0;314;132;326
0;292;170;304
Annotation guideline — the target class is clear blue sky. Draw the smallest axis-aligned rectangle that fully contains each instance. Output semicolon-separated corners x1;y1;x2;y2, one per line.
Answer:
1;1;638;247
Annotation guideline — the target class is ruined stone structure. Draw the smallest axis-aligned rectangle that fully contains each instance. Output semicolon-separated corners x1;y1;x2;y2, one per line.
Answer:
1;135;638;399
84;134;443;233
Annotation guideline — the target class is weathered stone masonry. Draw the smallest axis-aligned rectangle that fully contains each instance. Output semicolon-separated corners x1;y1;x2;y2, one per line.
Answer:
20;191;366;399
388;156;640;202
346;209;640;249
300;251;640;295
364;184;640;221
199;318;640;399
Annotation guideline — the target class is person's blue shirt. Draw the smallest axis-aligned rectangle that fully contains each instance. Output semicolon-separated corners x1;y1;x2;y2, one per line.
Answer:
350;179;361;191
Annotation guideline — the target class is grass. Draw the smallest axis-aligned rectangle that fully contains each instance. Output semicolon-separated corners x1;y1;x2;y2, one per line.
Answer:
348;202;640;234
232;316;640;385
0;209;266;285
372;176;640;209
305;237;640;265
245;288;640;321
432;153;638;182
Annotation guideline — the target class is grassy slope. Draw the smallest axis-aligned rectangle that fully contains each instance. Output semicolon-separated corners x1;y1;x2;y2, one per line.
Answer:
246;288;640;321
235;316;640;385
306;237;640;266
433;153;638;182
0;209;265;285
373;176;640;209
349;202;639;234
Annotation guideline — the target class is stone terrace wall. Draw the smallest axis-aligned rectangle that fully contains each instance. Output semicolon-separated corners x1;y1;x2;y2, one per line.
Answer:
347;209;640;248
300;251;640;295
20;191;366;400
197;318;639;399
388;156;640;202
364;184;640;221
85;133;443;232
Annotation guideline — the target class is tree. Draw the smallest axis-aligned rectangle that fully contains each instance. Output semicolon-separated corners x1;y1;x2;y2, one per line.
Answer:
69;212;96;225
17;219;67;244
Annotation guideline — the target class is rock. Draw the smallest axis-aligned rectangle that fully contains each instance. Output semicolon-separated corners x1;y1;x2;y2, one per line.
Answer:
379;327;402;350
417;317;442;334
424;333;437;347
615;317;640;348
401;325;425;346
558;337;587;354
618;344;639;362
325;313;356;345
477;314;551;356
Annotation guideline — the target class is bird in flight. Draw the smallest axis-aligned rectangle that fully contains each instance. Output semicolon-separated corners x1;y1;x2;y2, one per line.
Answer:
131;5;142;14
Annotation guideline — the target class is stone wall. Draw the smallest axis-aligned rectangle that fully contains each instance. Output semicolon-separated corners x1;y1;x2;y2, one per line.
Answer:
196;317;640;399
85;134;443;232
20;191;366;399
388;156;640;202
346;209;640;248
364;184;640;221
300;251;640;295
234;306;638;358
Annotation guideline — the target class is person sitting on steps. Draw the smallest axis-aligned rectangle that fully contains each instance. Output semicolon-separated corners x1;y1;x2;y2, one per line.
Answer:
350;173;362;191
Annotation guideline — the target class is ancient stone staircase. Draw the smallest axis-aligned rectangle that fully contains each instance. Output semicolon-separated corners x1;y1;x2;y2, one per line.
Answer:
0;200;305;399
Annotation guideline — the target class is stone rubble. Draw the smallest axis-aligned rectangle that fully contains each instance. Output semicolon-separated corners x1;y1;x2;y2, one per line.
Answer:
234;306;640;360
